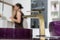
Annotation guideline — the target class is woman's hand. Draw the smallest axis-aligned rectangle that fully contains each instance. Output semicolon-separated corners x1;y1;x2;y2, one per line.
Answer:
10;17;14;22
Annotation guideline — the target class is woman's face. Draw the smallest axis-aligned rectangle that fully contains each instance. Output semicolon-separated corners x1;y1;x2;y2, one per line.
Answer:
14;5;19;10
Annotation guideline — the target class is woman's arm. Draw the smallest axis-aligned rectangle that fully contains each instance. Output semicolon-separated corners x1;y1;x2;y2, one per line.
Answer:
12;10;16;17
11;11;21;23
0;14;2;17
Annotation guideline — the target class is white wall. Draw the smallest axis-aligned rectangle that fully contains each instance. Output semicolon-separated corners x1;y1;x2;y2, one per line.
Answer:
12;0;31;28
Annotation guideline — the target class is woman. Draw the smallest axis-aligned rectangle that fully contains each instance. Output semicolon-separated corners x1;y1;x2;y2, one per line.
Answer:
10;3;24;28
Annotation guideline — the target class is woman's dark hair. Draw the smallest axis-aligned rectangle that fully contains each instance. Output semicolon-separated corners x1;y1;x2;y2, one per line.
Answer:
16;3;23;9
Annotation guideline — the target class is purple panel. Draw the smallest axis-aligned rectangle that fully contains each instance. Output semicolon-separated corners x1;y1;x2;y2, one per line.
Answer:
5;28;15;39
49;21;60;36
15;28;32;39
0;28;32;39
0;28;14;39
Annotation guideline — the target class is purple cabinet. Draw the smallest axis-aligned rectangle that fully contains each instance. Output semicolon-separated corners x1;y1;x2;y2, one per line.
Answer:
0;28;32;39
